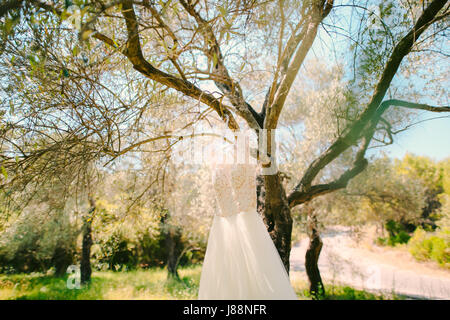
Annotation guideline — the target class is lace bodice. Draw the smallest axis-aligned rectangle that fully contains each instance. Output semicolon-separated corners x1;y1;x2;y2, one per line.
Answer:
212;163;257;217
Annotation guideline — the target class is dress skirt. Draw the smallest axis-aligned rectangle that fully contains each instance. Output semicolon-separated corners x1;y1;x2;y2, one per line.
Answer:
198;211;298;300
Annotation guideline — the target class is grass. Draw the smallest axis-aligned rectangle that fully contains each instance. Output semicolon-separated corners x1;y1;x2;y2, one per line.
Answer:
320;286;399;300
290;275;401;300
0;266;200;300
0;265;398;300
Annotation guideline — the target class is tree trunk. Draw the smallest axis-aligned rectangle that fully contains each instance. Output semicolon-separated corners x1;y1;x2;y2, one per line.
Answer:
305;208;324;298
160;209;183;279
257;173;293;273
81;218;92;284
165;225;182;279
81;197;95;285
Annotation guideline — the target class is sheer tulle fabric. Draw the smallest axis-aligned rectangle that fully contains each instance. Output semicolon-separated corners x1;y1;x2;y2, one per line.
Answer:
199;154;297;300
198;210;297;300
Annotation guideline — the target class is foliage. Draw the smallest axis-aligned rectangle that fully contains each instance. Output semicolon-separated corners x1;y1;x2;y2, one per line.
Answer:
88;167;208;271
0;0;447;205
320;286;396;300
0;202;78;274
303;155;427;232
415;176;450;266
0;165;208;274
409;227;449;268
378;220;411;246
0;0;448;297
395;154;446;230
308;155;450;244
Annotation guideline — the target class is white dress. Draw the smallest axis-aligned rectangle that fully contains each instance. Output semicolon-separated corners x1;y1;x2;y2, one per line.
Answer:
198;163;298;300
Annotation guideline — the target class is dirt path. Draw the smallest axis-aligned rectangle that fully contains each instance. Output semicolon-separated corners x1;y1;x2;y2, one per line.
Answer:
289;226;450;299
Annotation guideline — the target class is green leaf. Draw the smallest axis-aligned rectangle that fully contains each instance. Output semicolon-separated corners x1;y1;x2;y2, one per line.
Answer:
9;100;14;115
72;45;80;56
27;54;36;64
212;52;218;67
81;30;94;40
218;5;227;17
1;166;7;180
5;19;14;34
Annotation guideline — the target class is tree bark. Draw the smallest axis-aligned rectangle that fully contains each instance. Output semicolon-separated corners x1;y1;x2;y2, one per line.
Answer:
164;225;182;279
305;207;324;298
257;173;293;273
80;218;92;284
160;209;183;279
81;197;95;285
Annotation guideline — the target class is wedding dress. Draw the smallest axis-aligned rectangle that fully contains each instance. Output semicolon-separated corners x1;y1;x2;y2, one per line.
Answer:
198;162;298;300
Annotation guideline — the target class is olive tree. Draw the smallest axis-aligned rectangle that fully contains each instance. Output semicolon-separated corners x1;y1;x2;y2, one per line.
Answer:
1;0;449;295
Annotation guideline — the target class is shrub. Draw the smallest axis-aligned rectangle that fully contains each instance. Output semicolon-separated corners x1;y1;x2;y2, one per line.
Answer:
376;237;387;246
377;220;412;246
409;228;449;268
387;231;411;246
91;226;205;272
408;228;429;261
0;207;77;274
428;236;447;265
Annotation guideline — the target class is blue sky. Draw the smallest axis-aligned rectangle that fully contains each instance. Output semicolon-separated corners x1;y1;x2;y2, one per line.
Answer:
369;114;450;161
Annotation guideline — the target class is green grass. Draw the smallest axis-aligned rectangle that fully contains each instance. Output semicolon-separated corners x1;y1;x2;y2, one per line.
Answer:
290;275;401;300
0;266;396;300
321;285;400;300
0;266;201;300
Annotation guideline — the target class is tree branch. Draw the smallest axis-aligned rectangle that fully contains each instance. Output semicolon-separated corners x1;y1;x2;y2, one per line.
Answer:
179;0;261;129
265;1;333;130
119;0;239;130
0;0;23;18
380;99;450;113
10;0;240;130
289;0;448;200
288;128;371;207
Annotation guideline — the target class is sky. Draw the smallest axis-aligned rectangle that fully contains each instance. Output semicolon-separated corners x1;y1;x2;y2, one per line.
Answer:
368;114;450;161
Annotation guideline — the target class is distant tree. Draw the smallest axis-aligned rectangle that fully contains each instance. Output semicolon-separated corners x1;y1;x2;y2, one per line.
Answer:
0;172;79;274
396;154;446;230
81;195;95;284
